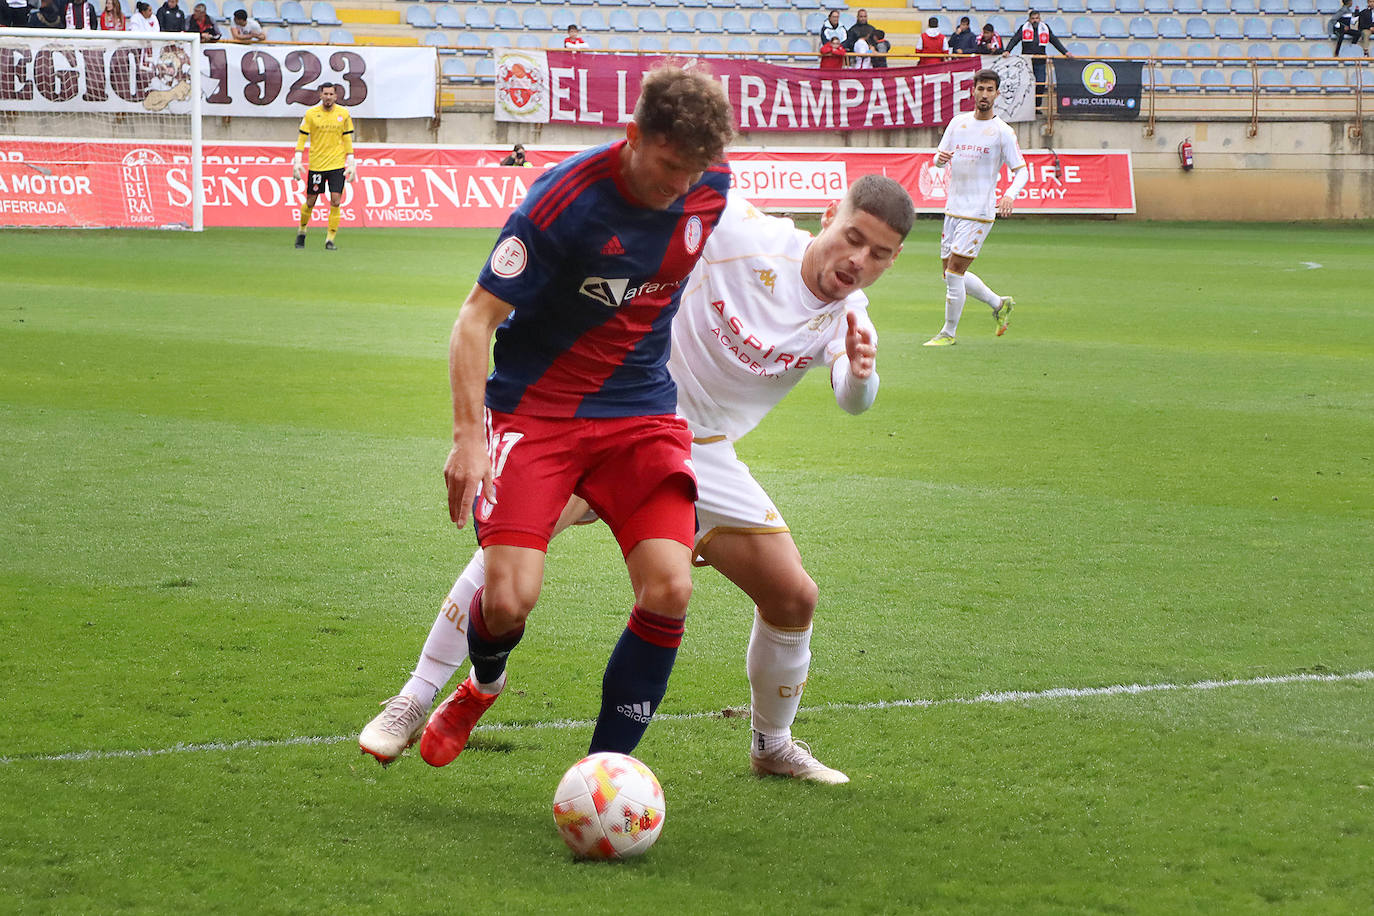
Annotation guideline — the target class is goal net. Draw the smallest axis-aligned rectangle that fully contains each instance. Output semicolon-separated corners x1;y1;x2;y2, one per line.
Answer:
0;27;203;230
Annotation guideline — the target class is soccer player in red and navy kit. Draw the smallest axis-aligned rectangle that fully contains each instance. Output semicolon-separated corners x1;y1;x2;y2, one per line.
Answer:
418;67;735;766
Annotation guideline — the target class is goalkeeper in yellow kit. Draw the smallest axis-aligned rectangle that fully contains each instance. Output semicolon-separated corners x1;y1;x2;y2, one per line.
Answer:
292;82;356;250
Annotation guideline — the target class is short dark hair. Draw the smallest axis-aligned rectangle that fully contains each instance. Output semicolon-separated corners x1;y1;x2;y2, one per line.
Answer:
318;82;338;92
974;68;1001;88
982;24;994;32
845;175;915;241
873;29;884;38
928;16;938;26
959;16;971;24
233;8;246;20
136;1;150;10
633;64;734;167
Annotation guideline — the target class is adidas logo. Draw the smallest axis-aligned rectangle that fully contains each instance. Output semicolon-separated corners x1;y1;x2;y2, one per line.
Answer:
616;700;653;723
601;235;625;256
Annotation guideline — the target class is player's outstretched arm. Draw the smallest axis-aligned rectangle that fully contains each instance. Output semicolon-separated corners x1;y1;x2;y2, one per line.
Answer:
444;284;511;527
997;164;1030;218
831;311;880;415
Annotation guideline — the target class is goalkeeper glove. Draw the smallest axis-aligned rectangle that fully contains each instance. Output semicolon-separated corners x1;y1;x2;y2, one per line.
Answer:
344;155;356;183
291;152;304;182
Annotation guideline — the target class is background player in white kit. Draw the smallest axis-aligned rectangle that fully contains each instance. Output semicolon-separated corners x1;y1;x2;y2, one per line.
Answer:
361;176;915;783
924;69;1029;347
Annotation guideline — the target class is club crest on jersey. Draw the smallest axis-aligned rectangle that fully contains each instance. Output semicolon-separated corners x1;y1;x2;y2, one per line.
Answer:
684;215;703;254
490;237;528;278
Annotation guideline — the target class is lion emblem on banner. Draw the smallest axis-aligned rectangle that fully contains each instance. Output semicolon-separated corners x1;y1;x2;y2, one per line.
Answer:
496;52;548;120
142;43;192;112
983;54;1034;122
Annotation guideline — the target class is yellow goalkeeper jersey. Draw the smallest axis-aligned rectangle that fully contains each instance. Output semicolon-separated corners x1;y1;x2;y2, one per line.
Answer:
296;103;354;171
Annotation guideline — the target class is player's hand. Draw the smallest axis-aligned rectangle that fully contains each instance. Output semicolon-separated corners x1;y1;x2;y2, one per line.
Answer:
935;150;953;166
844;311;876;379
444;436;495;529
996;194;1015;218
344;155;357;183
291;153;304;182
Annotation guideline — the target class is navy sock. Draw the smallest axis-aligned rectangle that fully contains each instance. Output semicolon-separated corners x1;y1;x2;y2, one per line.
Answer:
465;586;524;687
588;607;684;755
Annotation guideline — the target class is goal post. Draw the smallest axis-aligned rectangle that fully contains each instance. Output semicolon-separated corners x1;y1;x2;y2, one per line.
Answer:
0;27;203;230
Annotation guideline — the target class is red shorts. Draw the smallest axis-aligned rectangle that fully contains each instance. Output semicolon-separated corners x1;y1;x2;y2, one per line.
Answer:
474;410;697;555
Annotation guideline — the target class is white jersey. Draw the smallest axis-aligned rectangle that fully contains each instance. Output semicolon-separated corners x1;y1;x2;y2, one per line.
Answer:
936;112;1025;222
668;191;875;443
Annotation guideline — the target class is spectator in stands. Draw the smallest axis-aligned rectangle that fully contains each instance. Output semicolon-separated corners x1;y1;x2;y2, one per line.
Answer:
128;0;158;30
950;17;978;54
844;8;875;51
100;0;127;29
186;2;220;40
820;9;847;48
1358;0;1373;54
851;29;873;68
1004;10;1073;110
564;24;587;49
919;17;949;60
500;144;531;166
3;0;30;28
1332;0;1360;53
59;0;100;28
870;29;890;67
230;8;267;41
819;34;846;69
974;23;1003;53
157;0;186;32
29;0;64;27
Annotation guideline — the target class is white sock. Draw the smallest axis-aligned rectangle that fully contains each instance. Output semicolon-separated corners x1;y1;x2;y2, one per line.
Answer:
746;610;812;755
942;271;967;337
402;550;484;708
962;270;1002;309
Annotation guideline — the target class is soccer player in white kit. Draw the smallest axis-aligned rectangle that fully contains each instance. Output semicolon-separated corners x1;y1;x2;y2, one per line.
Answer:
360;176;915;783
924;68;1030;347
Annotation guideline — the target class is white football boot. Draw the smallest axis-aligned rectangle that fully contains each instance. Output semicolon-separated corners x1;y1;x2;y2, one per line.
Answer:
359;694;430;765
750;737;850;785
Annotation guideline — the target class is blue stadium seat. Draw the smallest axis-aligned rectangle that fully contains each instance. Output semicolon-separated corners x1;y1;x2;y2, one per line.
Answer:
1145;0;1171;11
580;8;606;30
1233;0;1259;12
310;2;339;25
1259;0;1286;11
1185;16;1212;37
938;12;957;32
624;0;651;8
727;35;752;53
421;30;448;49
1126;40;1151;56
475;58;495;82
1185;40;1214;57
463;7;490;29
802;12;825;32
1095;41;1122;55
1228;67;1255;87
405;5;435;28
550;8;576;29
692;10;718;31
1158;41;1185;62
516;34;542;48
1289;0;1316;11
1337;42;1365;56
441;57;470;83
280;0;307;24
456;30;485;54
1216;18;1242;38
1248;41;1275;61
748;11;772;32
1059;0;1086;11
637;9;663;30
605;9;633;31
1086;0;1112;11
1199;67;1227;87
1259;67;1288;88
1118;0;1143;12
1072;15;1098;37
793;0;822;9
487;33;511;49
1145;64;1167;90
1171;68;1201;90
252;0;281;24
1319;66;1350;88
786;36;813;55
678;0;707;8
1291;68;1323;90
668;35;694;52
522;7;548;29
1242;17;1269;38
1270;18;1298;39
1217;40;1244;58
265;25;291;40
1003;0;1028;12
988;16;1012;36
1175;0;1202;11
1046;15;1069;34
607;35;632;50
664;9;690;32
764;0;790;8
1158;16;1185;38
1202;0;1228;13
1101;16;1127;38
698;36;724;52
435;5;462;28
199;0;219;18
296;25;322;41
1066;40;1091;55
1306;40;1333;58
1297;16;1326;37
1316;0;1340;12
327;27;352;43
638;35;663;51
1276;41;1303;60
776;11;804;34
972;0;997;10
1129;16;1157;38
759;35;784;58
492;7;518;29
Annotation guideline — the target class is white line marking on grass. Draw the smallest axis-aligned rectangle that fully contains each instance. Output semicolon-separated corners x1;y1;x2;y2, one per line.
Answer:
3;669;1369;765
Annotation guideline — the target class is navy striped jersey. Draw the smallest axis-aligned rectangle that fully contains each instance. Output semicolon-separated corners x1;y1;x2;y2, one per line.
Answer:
476;141;732;418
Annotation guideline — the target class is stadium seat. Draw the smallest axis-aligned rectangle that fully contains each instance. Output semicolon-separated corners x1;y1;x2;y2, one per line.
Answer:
492;7;518;29
405;5;435;28
516;34;543;48
435;5;462;29
1217;40;1244;58
776;11;804;34
1319;67;1350;88
580;8;606;30
1145;0;1171;11
310;0;338;24
1072;16;1098;37
606;35;632;50
1118;0;1143;12
1203;0;1228;12
678;0;707;8
1185;17;1211;38
1198;67;1227;87
1242;17;1269;38
637;9;663;31
1316;0;1340;12
1129;16;1157;38
1297;16;1326;37
487;33;511;49
522;7;548;30
1248;41;1275;61
1276;41;1304;60
1175;0;1202;11
764;0;790;8
972;0;998;10
1216;19;1242;39
937;14;954;33
1234;0;1259;12
1228;66;1256;87
1289;0;1316;11
802;12;825;32
327;27;352;43
265;25;291;40
1146;64;1167;90
1306;40;1333;58
1086;0;1112;11
1159;16;1185;38
296;25;322;41
988;16;1012;36
441;57;470;83
1066;40;1092;55
1270;18;1299;39
463;7;490;29
692;10;718;31
668;35;694;52
456;30;485;54
1170;68;1201;90
1046;15;1069;34
727;35;751;53
1259;67;1288;88
1126;40;1151;57
1060;0;1086;11
748;11;772;32
604;9;632;31
1158;41;1185;62
1101;16;1128;38
638;35;663;51
1095;41;1122;55
550;8;576;29
786;36;813;55
1338;42;1365;57
1259;0;1287;9
1185;40;1214;58
759;35;784;56
252;0;280;24
280;0;307;24
664;9;690;32
1290;68;1322;90
475;58;495;82
698;36;724;52
1003;0;1028;12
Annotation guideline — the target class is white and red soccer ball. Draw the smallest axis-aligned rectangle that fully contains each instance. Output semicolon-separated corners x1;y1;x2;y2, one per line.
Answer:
552;752;665;859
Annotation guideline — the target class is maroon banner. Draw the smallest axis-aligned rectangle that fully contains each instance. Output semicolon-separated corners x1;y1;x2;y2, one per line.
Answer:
538;52;980;132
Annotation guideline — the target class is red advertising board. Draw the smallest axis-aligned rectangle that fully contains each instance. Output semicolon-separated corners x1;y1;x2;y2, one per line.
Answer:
0;139;1135;229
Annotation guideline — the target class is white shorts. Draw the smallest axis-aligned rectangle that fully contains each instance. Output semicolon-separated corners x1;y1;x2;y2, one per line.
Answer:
690;436;788;564
940;214;994;260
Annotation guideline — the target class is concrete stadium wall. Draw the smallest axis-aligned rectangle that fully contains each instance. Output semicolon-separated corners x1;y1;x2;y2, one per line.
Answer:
205;113;1374;220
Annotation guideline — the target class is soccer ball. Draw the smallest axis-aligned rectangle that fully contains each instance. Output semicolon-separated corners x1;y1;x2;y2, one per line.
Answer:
552;752;665;859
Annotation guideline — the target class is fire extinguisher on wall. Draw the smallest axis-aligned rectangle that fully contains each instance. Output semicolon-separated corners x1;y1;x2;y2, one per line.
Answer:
1179;138;1194;171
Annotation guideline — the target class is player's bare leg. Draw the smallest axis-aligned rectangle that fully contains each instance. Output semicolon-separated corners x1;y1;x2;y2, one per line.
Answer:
699;531;849;784
325;190;343;249
296;192;318;248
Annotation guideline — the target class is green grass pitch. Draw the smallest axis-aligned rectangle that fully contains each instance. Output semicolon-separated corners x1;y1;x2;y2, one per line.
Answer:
1;220;1371;914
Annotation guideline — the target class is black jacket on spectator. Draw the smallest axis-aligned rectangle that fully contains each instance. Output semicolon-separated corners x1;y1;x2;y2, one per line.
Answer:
157;0;187;32
843;22;875;51
950;27;978;53
1004;19;1070;56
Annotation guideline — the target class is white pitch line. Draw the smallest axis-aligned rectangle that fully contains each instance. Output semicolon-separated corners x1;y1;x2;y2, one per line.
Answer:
3;669;1369;766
